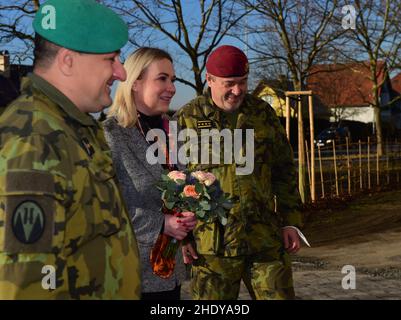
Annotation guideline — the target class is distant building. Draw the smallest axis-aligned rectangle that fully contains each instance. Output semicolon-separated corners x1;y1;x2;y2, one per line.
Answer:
253;76;331;120
254;62;400;128
0;50;33;115
306;61;395;127
253;76;296;117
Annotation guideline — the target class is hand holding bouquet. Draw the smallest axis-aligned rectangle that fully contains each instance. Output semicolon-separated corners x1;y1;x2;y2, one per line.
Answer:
150;170;233;278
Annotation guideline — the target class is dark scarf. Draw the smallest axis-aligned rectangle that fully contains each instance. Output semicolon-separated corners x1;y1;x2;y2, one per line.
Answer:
137;111;175;170
137;111;164;136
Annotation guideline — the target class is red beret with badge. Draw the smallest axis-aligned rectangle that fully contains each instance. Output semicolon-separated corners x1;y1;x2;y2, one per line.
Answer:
206;45;249;77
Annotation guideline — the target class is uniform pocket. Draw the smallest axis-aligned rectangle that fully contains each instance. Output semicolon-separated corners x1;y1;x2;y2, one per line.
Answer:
85;151;122;237
193;220;223;255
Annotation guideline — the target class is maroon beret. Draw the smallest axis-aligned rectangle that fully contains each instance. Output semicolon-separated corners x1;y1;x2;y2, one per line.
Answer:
206;45;249;77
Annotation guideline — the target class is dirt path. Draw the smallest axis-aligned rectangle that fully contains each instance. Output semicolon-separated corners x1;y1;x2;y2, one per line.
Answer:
297;190;401;272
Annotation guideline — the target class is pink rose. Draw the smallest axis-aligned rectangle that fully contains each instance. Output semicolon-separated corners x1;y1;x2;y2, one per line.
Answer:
182;185;200;199
191;171;208;181
167;171;186;183
204;172;216;186
191;171;216;186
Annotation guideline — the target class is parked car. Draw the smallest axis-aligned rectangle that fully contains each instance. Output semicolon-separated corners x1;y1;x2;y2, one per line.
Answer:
314;126;351;148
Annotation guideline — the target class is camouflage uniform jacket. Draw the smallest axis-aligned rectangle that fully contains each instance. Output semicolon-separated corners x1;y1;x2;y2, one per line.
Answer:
0;73;141;299
175;90;303;257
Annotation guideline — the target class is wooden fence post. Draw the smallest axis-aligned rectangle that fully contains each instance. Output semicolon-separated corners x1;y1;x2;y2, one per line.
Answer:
305;140;311;195
368;137;371;190
346;137;351;195
376;140;380;187
298;98;306;203
397;139;400;184
333;140;339;197
285;96;290;140
386;142;390;185
359;140;363;190
318;145;325;198
308;95;316;202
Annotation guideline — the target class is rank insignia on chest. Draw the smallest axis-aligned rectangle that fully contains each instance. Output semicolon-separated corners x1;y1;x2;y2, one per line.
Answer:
81;137;95;158
197;120;212;129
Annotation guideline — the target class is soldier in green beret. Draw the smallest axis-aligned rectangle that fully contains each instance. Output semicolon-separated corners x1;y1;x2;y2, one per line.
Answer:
175;45;307;300
0;0;141;299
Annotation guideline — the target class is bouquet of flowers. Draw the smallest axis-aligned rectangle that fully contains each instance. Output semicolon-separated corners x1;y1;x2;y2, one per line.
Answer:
150;170;233;278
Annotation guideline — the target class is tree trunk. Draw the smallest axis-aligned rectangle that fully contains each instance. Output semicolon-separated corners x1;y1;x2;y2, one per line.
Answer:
372;76;383;156
194;70;204;96
374;105;383;156
33;0;40;11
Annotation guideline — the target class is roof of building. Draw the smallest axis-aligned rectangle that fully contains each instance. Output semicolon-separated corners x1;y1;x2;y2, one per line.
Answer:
306;61;388;108
253;77;294;99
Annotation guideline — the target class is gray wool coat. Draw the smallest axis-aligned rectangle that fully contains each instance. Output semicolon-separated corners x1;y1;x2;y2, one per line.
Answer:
103;117;185;293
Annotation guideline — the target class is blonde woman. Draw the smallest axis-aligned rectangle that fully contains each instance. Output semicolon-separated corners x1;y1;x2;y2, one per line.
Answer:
103;47;197;300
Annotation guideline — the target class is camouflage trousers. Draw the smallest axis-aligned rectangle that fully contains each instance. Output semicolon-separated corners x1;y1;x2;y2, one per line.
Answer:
190;248;295;300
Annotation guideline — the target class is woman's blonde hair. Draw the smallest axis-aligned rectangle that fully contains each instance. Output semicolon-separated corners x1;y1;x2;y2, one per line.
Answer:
108;47;173;128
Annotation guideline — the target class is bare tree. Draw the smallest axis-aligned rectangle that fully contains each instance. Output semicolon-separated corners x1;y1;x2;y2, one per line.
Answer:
33;0;39;10
1;0;249;87
0;0;39;63
105;0;250;95
339;0;401;155
240;0;345;92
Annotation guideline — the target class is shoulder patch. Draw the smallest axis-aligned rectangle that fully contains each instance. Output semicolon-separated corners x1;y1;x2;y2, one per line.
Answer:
12;200;45;244
3;171;56;253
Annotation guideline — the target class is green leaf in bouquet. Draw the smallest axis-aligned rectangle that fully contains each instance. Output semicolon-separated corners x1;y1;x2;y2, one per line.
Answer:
161;174;170;181
165;201;176;210
195;182;203;194
180;199;192;210
222;201;234;210
166;181;178;190
175;178;186;185
196;210;206;218
216;209;228;225
200;201;211;211
203;188;211;200
187;204;197;213
164;190;175;199
219;216;228;226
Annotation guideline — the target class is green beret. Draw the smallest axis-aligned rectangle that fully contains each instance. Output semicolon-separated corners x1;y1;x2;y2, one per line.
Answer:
33;0;128;54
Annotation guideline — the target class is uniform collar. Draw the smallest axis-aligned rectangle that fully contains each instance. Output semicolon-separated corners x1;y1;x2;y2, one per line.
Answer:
201;88;218;119
28;73;97;127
